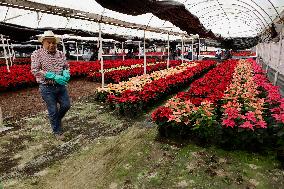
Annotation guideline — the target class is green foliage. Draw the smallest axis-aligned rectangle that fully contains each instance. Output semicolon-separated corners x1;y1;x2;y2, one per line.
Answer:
95;91;109;102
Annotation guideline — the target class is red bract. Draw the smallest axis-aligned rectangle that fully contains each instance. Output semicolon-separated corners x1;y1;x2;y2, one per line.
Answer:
200;51;215;56
88;60;182;83
0;59;158;91
179;60;238;105
152;106;173;122
0;58;31;66
232;51;256;56
0;65;36;91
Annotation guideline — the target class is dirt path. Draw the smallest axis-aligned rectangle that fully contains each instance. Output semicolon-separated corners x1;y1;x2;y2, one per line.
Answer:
0;79;100;121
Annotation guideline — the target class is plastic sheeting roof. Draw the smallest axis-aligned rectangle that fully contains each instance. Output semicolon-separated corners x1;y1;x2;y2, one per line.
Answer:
176;0;284;37
0;0;283;39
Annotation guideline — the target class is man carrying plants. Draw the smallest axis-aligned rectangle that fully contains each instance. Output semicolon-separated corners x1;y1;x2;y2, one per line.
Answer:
31;31;71;140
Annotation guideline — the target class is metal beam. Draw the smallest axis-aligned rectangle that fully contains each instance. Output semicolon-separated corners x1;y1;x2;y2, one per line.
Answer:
3;11;33;22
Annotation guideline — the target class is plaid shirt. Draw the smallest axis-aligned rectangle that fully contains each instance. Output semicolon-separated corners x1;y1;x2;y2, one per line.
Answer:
31;48;69;84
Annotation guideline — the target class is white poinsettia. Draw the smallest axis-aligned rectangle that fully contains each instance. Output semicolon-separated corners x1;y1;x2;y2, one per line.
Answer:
99;62;167;73
97;62;198;94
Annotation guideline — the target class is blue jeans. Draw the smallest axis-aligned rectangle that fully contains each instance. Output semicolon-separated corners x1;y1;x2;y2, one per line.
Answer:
39;84;71;134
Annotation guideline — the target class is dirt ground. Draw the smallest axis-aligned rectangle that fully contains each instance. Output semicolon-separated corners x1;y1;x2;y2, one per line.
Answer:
0;79;100;121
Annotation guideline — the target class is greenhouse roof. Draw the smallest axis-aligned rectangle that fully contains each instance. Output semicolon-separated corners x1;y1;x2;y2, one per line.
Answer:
179;0;284;38
0;0;283;40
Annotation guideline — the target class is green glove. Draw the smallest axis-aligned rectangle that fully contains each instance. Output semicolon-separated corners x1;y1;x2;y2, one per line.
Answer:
54;75;67;85
62;70;70;81
45;71;56;79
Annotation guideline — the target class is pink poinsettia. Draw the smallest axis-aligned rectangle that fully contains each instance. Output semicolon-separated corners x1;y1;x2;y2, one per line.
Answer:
221;59;266;130
249;59;284;124
239;121;254;130
224;107;240;119
245;111;257;122
222;118;236;128
256;120;267;128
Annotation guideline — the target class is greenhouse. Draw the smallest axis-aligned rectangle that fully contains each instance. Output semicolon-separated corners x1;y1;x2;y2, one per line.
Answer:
0;0;284;188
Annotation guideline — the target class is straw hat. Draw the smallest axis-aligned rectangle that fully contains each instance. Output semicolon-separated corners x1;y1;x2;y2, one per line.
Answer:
38;30;60;43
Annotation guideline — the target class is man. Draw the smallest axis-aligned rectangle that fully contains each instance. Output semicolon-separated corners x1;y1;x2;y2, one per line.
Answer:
31;31;71;139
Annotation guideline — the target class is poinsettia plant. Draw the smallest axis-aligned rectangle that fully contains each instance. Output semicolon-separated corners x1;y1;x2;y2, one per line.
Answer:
105;60;216;116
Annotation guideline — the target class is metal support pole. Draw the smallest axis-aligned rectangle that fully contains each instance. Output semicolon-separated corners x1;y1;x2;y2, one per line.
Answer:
61;37;66;54
114;42;117;54
11;43;15;61
3;7;9;22
191;38;194;61
1;34;9;72
256;44;258;58
144;30;147;74
181;35;184;63
198;37;201;60
99;22;104;88
265;64;269;73
122;42;125;61
36;12;40;28
75;41;79;61
167;33;170;68
6;39;12;66
139;41;141;59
